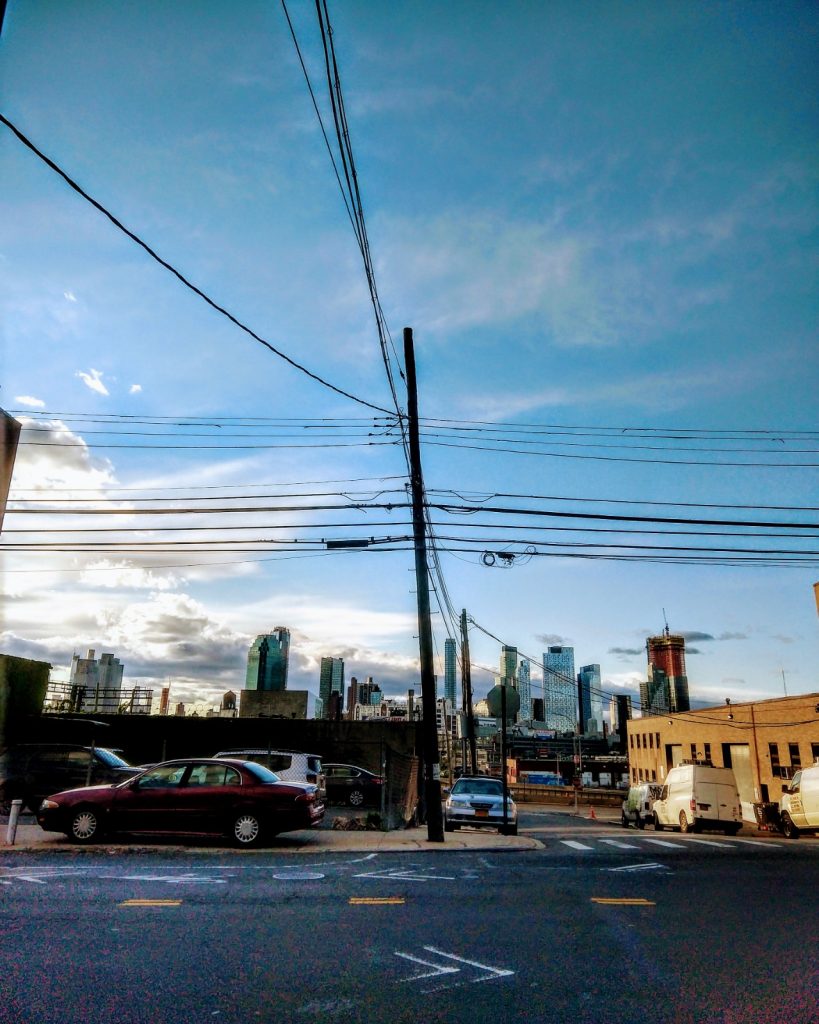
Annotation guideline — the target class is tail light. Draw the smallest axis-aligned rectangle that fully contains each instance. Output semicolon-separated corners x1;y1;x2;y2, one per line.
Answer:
374;777;383;785
690;799;696;812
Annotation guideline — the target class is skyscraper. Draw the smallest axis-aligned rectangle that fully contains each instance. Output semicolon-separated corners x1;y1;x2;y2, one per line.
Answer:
499;645;518;687
245;627;290;692
444;638;457;708
577;663;603;734
642;629;690;714
70;648;124;713
317;656;344;720
543;645;576;732
517;659;531;720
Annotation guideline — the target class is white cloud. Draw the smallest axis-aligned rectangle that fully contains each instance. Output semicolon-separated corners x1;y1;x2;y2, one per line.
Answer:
76;368;109;396
129;383;143;394
63;291;77;302
13;395;45;408
10;418;117;492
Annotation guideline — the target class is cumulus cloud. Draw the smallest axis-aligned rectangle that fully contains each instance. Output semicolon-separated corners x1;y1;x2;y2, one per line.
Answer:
76;368;109;396
535;633;571;646
63;291;77;302
11;418;117;493
78;561;182;591
681;631;716;642
14;395;45;408
129;384;142;394
609;647;643;657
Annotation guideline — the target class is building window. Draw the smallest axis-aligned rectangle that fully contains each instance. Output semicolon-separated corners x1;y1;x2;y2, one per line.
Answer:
649;733;654;749
690;743;697;761
789;743;801;769
651;769;656;781
769;743;780;778
630;735;634;749
704;743;711;763
655;732;660;748
812;743;819;763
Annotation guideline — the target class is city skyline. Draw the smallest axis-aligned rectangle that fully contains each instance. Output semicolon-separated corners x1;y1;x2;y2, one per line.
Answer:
2;3;817;715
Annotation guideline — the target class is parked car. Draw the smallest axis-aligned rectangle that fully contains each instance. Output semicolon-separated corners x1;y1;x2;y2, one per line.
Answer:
779;760;819;838
653;762;742;835
323;763;383;807
621;783;663;829
36;757;324;846
212;748;325;799
0;743;140;815
444;776;517;835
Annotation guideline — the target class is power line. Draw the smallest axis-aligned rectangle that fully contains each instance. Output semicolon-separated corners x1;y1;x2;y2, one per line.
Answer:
0;112;393;415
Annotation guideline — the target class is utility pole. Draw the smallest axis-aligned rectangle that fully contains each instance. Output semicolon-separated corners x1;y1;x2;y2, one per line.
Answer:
460;609;478;774
403;327;444;842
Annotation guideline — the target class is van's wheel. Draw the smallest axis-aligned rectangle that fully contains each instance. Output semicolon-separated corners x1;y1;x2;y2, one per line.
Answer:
780;812;800;839
638;815;647;830
654;814;664;832
621;811;629;829
231;813;263;847
70;808;101;843
348;789;364;807
679;811;693;833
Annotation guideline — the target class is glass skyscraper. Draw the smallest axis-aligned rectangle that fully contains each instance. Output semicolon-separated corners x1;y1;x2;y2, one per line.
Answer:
444;638;457;708
517;659;531;720
578;663;603;734
317;656;344;719
542;645;576;733
245;627;290;692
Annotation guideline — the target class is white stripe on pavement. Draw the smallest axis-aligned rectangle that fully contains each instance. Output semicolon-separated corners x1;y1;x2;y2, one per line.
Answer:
599;839;640;849
642;839;683;848
684;838;732;848
561;840;594;851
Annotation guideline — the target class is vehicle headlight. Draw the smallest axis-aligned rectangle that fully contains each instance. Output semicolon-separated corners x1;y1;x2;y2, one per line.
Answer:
40;800;59;810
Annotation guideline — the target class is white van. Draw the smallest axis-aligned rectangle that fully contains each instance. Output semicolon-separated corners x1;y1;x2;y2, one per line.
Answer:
653;762;742;835
213;749;325;801
779;761;819;839
621;783;663;829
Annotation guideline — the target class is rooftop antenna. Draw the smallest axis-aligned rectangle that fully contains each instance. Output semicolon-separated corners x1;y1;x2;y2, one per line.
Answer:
781;669;788;697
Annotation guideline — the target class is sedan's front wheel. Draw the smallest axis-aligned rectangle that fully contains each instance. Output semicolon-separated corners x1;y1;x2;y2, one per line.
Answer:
348;789;365;807
70;808;101;843
232;813;263;847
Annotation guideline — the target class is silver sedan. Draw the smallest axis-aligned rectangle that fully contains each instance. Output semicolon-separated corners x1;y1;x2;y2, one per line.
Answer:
444;776;518;835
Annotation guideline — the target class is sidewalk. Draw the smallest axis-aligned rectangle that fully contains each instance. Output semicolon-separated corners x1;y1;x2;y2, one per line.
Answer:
1;819;544;855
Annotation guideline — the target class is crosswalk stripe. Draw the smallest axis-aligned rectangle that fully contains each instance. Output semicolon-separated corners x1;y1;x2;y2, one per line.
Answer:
685;838;732;848
599;839;640;849
561;840;594;851
731;838;782;848
643;839;682;848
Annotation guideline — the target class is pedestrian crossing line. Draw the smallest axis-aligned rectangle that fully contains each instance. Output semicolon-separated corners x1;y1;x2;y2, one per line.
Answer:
731;838;782;848
643;839;682;849
599;840;640;849
561;840;594;851
685;838;731;849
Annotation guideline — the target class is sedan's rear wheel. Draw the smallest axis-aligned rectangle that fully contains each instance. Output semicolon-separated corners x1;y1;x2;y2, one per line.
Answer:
348;789;365;807
70;808;101;843
232;813;263;847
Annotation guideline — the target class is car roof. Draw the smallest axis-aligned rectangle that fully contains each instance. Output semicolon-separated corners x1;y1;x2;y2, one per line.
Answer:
213;749;321;757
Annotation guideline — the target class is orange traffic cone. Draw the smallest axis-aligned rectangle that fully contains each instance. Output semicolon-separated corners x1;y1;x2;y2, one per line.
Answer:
588;806;597;820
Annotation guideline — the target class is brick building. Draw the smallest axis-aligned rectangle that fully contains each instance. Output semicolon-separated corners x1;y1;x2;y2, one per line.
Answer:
627;692;819;822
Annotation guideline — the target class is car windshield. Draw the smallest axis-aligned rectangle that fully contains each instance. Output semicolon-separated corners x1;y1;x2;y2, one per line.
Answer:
452;779;503;797
243;761;281;784
94;748;131;768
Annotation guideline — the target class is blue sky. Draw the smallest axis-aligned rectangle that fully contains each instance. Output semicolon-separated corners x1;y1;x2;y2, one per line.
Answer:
2;1;817;715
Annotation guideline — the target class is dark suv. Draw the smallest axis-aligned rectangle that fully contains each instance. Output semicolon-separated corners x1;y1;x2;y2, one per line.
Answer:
0;744;140;815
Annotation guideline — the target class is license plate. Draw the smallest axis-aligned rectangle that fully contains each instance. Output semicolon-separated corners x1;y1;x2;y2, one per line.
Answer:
475;809;488;817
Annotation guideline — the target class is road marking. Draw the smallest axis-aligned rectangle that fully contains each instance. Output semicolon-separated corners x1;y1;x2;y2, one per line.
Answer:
599;839;640;849
394;946;514;991
354;869;456;882
643;839;682;848
605;862;667;873
272;871;325;881
349;897;405;905
13;875;47;884
561;840;593;851
685;838;732;848
119;899;181;907
115;874;226;884
731;838;782;848
592;897;655;906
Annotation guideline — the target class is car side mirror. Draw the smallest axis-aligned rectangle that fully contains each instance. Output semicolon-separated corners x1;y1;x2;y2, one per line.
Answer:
442;786;451;796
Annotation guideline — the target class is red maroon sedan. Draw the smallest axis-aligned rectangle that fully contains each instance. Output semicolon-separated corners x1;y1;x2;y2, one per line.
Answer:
36;758;324;846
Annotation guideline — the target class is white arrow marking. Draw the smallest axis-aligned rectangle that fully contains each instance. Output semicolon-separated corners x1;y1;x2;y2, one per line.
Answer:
606;862;667;873
15;875;47;884
354;869;456;882
421;947;514;983
395;951;460;982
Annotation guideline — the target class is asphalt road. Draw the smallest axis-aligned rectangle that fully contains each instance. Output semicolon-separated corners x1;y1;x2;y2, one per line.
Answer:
1;812;817;1024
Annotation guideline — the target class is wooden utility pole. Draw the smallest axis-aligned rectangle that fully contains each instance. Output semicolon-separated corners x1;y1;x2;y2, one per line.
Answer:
460;609;478;774
403;327;444;842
